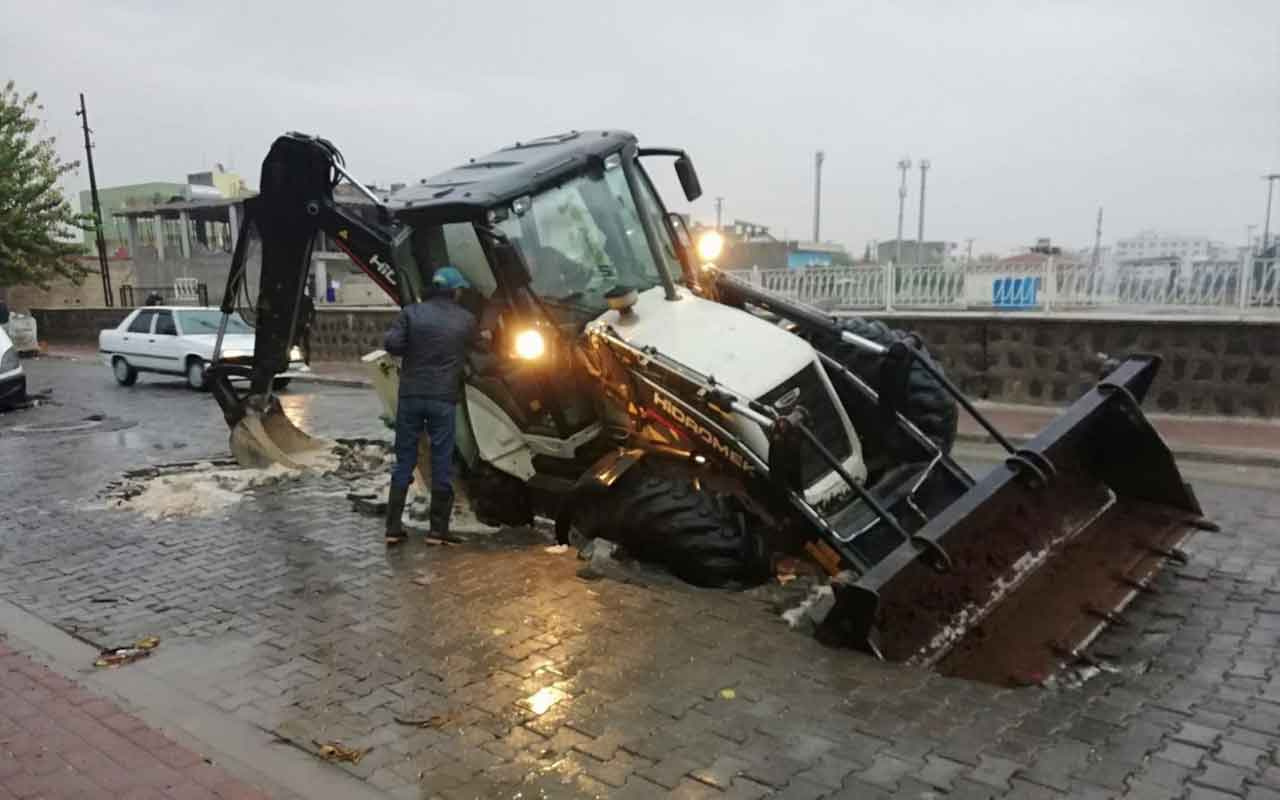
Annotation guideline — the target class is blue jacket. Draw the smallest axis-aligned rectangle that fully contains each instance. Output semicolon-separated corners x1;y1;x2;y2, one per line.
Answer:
383;294;478;400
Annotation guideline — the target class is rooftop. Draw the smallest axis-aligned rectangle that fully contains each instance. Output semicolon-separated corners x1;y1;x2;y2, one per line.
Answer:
391;130;637;219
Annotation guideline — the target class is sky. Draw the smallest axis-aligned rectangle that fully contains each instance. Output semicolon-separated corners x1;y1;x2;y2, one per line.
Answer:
4;0;1279;256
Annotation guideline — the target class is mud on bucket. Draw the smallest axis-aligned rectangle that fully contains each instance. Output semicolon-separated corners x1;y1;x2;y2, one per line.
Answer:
229;398;333;470
821;357;1211;686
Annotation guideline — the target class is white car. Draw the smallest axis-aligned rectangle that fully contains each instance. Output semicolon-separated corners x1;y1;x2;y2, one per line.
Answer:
98;306;306;391
0;312;26;409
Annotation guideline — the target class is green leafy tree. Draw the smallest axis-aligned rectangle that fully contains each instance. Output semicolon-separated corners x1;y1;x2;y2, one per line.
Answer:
0;80;89;288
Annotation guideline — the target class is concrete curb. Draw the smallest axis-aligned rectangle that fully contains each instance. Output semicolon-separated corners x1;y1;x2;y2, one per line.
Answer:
0;598;387;800
284;372;372;389
956;431;1280;470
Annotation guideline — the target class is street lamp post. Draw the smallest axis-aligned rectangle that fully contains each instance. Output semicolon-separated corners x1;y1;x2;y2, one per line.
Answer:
895;158;911;266
1262;174;1279;254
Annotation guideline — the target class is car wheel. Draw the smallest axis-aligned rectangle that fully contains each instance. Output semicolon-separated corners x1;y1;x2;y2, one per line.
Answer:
113;357;138;387
186;359;207;391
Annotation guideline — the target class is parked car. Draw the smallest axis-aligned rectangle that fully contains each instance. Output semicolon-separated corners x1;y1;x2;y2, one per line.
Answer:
0;304;27;409
98;306;306;391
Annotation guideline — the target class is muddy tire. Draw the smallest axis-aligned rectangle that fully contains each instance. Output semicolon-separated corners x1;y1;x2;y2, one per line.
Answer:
577;465;770;589
814;318;958;455
185;358;207;391
463;462;534;527
113;357;138;387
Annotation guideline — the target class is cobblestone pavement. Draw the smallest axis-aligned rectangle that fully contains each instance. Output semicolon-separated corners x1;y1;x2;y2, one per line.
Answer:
0;639;271;799
3;359;1280;799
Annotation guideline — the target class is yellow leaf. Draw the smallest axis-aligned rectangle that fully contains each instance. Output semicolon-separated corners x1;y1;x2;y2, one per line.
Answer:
719;688;736;700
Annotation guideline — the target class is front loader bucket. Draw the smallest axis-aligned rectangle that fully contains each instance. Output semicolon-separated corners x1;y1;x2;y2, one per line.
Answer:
828;356;1213;685
229;397;333;470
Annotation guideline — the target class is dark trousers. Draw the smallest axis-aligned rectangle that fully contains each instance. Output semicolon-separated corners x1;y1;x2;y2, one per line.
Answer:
391;396;456;493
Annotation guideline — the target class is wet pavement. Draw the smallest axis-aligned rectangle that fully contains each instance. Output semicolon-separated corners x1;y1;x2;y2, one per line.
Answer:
2;358;1280;799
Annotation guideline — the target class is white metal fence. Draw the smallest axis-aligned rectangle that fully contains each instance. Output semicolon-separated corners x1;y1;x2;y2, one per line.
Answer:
747;257;1280;315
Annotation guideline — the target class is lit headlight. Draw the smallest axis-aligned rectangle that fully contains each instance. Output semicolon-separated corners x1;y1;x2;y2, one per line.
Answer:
696;230;724;263
513;329;546;360
289;346;302;361
0;348;17;373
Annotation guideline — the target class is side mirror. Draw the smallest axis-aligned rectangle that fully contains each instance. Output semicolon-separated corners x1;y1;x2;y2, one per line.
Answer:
674;156;703;202
0;303;9;325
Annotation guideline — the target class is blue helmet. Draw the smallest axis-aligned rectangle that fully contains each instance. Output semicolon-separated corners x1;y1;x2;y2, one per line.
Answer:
431;266;470;290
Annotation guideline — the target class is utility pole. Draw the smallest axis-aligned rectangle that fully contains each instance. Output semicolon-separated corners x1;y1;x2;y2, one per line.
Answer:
1091;206;1104;269
895;158;911;265
714;197;724;231
965;237;975;265
76;93;113;307
1263;173;1280;254
812;150;825;243
916;159;930;266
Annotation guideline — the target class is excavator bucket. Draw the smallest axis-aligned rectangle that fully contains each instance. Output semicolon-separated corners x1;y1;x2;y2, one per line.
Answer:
228;397;333;470
826;356;1213;685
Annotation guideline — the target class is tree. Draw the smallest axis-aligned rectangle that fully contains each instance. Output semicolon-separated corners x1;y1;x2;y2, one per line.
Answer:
0;81;89;288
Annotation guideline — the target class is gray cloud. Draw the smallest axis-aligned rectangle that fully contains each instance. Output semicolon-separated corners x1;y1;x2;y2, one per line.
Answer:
4;0;1277;254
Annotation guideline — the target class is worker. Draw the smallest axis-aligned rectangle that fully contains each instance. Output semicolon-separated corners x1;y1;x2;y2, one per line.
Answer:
382;266;477;545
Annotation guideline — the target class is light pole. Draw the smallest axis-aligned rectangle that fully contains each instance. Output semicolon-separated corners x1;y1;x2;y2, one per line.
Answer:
916;159;930;266
812;151;825;243
77;93;113;307
1262;173;1279;254
895;158;911;265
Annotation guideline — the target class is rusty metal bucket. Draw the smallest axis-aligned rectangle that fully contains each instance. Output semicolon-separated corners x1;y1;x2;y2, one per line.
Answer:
827;356;1214;685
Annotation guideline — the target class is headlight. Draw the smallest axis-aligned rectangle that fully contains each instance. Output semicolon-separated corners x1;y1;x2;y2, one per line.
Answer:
696;230;724;263
513;329;546;360
289;346;302;361
0;348;17;373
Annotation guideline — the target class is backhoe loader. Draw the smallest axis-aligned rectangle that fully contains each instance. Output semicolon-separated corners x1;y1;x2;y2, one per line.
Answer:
208;131;1213;684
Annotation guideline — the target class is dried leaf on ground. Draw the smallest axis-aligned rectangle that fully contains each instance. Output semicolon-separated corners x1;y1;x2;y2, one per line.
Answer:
393;712;458;729
312;740;370;764
94;635;161;668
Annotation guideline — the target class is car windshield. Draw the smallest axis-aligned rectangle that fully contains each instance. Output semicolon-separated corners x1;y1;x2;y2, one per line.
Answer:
496;155;666;314
176;310;253;335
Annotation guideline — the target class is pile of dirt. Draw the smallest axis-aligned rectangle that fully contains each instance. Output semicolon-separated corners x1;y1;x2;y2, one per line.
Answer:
98;439;387;521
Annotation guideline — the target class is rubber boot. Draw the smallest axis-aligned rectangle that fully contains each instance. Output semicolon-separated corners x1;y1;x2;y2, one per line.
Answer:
385;484;409;546
428;489;459;542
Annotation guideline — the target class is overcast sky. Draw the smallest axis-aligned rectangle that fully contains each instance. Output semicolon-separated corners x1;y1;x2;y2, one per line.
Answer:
4;0;1278;255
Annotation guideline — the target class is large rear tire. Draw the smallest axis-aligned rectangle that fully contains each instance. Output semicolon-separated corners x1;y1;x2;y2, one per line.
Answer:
576;464;770;589
462;462;535;527
813;319;958;457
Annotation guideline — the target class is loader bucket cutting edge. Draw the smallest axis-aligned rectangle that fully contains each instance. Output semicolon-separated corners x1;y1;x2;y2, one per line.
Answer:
826;357;1208;686
228;402;332;470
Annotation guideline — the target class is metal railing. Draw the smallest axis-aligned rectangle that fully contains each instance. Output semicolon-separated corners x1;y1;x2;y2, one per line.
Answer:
746;257;1280;315
119;281;209;308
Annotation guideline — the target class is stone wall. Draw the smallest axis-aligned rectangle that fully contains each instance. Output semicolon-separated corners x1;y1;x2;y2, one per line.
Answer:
310;308;399;360
27;306;1280;418
863;313;1280;418
30;307;132;344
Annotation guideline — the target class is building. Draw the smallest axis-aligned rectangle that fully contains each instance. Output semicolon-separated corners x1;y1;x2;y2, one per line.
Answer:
82;167;251;252
1115;231;1230;264
876;240;953;266
188;165;251;200
688;220;854;270
81;182;187;252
